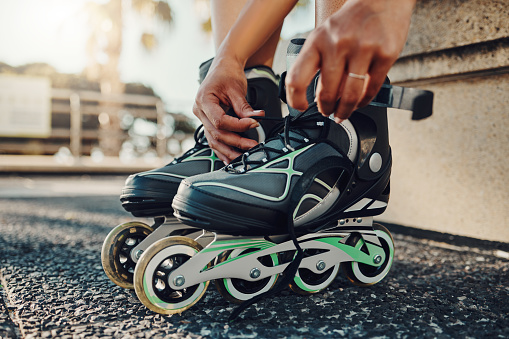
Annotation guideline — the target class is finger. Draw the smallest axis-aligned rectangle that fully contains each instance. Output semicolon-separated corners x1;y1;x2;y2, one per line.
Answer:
316;55;346;116
285;43;321;111
202;110;259;150
358;59;392;108
202;101;259;133
204;116;259;151
334;53;372;121
203;129;243;163
229;95;262;120
239;109;265;120
211;147;229;166
334;74;368;122
228;96;267;133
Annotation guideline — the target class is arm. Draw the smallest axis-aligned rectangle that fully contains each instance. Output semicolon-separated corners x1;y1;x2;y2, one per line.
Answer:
194;0;298;163
286;0;417;123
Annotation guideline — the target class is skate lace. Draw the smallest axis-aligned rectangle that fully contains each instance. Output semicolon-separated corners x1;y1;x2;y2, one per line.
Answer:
171;114;285;165
226;103;329;173
229;104;340;322
170;125;208;164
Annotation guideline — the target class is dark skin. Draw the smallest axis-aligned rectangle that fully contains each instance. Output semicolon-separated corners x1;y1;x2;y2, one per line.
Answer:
193;0;416;163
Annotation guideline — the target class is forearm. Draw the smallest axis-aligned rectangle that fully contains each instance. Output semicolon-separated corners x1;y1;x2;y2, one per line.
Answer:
214;0;298;68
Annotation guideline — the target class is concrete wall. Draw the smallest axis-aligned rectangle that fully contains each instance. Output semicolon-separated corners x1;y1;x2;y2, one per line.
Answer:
274;0;509;242
381;0;509;242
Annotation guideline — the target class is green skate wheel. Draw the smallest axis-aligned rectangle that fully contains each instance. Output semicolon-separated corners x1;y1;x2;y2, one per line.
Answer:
101;221;153;289
214;248;279;304
289;248;340;295
342;223;394;286
134;236;209;314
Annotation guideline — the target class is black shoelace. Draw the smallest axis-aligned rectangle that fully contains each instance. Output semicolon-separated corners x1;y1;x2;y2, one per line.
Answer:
226;104;330;174
170;125;209;164
172;114;285;165
228;104;334;321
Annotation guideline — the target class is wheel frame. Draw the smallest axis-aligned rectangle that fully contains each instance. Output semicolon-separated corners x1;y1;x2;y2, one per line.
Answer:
134;236;209;314
101;221;153;289
342;223;394;286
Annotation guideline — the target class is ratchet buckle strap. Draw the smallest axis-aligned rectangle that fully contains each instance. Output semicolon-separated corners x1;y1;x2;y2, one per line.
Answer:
278;71;434;121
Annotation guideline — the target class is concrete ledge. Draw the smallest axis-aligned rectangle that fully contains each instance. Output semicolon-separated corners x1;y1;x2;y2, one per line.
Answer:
403;0;509;56
0;155;162;174
391;38;509;85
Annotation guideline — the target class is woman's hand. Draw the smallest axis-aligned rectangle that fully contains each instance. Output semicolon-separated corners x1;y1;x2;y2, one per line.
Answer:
285;0;416;123
193;57;264;163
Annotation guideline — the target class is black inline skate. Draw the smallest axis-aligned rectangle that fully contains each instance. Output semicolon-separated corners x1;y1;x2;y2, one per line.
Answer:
131;39;433;317
101;59;283;289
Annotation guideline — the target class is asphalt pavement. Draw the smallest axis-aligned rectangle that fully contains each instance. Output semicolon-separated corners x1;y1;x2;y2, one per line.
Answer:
0;174;508;338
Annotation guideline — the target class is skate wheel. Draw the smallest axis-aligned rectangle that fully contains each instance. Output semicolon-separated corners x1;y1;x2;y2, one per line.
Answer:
342;223;394;286
214;248;279;304
134;236;209;314
288;248;340;295
101;221;153;289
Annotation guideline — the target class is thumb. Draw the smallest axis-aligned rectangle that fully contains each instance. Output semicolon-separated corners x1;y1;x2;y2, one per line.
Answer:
230;95;260;120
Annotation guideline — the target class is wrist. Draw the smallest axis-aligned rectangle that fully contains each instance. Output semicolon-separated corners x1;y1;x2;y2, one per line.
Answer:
213;40;247;71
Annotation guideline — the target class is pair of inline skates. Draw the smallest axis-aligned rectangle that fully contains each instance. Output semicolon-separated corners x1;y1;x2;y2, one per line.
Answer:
101;39;433;319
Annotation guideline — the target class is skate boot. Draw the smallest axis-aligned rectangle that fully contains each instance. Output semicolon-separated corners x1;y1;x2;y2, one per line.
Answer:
101;59;283;289
131;39;433;317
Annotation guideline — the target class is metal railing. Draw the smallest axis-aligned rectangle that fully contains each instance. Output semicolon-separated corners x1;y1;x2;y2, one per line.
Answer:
0;88;192;159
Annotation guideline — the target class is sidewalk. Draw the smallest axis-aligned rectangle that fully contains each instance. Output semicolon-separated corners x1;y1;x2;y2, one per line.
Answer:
0;175;508;338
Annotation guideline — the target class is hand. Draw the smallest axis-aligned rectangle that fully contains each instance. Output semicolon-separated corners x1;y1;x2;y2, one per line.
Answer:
285;0;416;123
193;57;264;163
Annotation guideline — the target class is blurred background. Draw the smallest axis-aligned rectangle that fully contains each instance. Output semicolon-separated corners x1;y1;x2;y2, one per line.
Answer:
0;0;313;168
0;0;508;243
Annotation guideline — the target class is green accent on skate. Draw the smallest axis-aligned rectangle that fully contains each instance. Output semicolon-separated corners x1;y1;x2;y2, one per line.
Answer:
315;237;386;267
143;274;166;306
359;230;394;265
293;275;313;292
202;239;277;271
223;252;279;298
194;144;314;202
253;144;314;172
180;148;221;173
202;239;275;257
139;148;221;180
143;274;204;311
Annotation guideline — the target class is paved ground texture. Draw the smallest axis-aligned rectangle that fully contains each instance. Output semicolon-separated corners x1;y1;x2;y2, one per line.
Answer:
0;175;508;338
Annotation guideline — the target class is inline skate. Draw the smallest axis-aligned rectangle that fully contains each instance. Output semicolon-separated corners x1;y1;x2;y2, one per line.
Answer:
101;59;283;289
132;39;434;318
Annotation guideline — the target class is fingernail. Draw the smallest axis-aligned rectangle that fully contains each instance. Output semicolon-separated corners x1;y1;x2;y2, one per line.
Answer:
334;117;344;124
223;160;229;166
250;120;260;128
252;110;263;114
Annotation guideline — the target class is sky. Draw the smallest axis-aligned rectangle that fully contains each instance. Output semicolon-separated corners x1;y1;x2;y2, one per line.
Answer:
0;0;314;117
